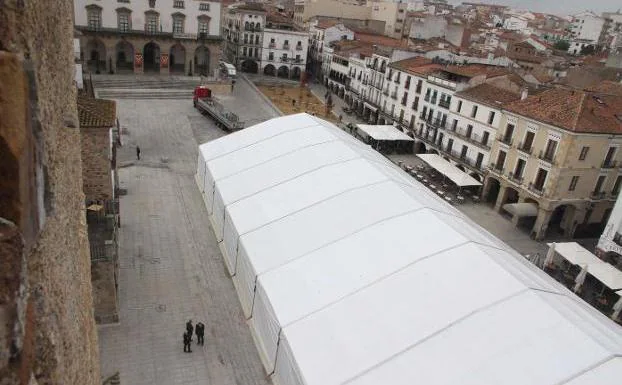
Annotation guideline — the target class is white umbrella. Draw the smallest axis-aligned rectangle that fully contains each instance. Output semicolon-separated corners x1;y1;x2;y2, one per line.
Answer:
574;265;588;293
544;243;556;268
613;291;622;321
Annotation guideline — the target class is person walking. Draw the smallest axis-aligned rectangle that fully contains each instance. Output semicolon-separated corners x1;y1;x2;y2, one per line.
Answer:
183;332;192;353
186;320;194;341
136;145;141;160
196;322;205;345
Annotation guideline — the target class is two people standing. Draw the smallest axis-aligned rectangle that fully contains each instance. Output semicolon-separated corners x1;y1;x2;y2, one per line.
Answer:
183;320;205;353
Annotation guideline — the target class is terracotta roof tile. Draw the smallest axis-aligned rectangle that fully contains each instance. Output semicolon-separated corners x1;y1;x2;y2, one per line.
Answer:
77;97;116;128
443;64;509;78
505;87;622;134
588;81;622;96
389;57;441;76
455;84;521;107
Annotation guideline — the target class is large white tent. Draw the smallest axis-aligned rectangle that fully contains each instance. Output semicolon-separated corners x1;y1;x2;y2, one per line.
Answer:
196;114;622;385
417;153;483;187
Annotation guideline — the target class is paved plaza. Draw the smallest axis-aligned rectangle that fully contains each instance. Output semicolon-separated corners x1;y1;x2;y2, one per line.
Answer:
97;79;278;385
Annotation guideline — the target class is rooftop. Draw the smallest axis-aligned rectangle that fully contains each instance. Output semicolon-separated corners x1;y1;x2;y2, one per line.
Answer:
353;31;409;50
588;81;622;96
455;83;521;108
389;56;442;76
505;87;622;134
441;64;510;79
77;97;116;129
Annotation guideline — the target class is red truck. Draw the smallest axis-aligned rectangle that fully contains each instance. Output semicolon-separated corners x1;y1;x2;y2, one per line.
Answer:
193;85;244;131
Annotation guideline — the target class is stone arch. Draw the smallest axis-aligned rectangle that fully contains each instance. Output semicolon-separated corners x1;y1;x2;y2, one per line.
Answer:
277;66;289;78
484;177;501;204
241;59;259;74
194;45;211;76
428;149;439;155
86;38;106;73
415;142;427;154
338;87;345;98
169;43;186;73
143;41;161;72
548;204;578;238
263;64;276;76
499;186;520;216
469;172;482;182
291;66;302;80
115;40;134;72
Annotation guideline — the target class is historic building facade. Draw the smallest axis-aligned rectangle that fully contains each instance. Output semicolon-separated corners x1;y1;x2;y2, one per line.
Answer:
74;0;222;75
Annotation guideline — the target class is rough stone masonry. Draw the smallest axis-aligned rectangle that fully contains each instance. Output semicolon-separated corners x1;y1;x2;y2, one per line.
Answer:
0;1;101;384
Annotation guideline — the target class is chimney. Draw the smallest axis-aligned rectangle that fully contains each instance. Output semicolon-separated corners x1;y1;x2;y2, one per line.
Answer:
521;88;528;100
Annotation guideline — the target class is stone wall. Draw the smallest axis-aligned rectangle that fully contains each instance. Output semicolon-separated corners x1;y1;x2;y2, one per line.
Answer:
81;127;113;201
0;1;101;384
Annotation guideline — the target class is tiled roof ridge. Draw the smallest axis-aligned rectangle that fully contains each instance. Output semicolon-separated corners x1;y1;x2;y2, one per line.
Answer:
572;92;587;130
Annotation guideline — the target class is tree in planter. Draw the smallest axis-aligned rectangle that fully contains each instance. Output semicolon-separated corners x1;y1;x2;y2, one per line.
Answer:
553;40;570;51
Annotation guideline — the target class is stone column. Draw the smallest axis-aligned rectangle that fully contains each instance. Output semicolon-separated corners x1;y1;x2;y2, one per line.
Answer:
160;52;169;75
493;184;507;212
532;207;553;240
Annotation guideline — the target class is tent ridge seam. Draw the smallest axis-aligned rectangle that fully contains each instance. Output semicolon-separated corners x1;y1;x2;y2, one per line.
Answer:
554;355;618;385
213;138;341;183
281;240;472;331
202;123;319;163
339;287;532;385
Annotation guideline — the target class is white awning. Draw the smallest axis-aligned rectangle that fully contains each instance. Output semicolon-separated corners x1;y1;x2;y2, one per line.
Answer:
546;242;604;266
417;153;483;187
587;263;622;291
503;202;538;217
364;102;378;112
356;124;414;141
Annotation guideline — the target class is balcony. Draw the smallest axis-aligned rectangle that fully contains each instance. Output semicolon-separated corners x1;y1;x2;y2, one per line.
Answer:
280;57;288;62
283;44;290;50
427;118;446;130
498;135;513;146
538;150;555;164
454;129;490;150
488;163;505;175
591;191;607;200
295;45;303;51
390;92;398;100
430;98;437;105
438;99;451;109
517;142;533;155
527;182;545;196
508;172;524;185
269;42;276;48
602;160;618;169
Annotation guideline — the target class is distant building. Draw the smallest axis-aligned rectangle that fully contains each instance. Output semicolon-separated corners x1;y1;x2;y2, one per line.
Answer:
569;11;605;45
73;0;222;75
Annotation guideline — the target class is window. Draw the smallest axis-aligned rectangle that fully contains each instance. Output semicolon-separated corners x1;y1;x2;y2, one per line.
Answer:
604;146;617;167
172;14;185;34
533;168;548;191
256;35;259;44
451;119;457;131
487;111;495;125
544;139;558;161
613;175;622;195
595;175;606;193
117;10;131;32
522;131;535;151
415;80;422;93
198;15;210;35
145;12;159;33
447;139;454;152
149;0;156;7
424;88;431;101
569;176;579;191
401;92;408;106
579;146;589;160
243;47;247;56
457;100;462;113
199;3;210;11
475;153;484;168
295;54;300;62
482;131;489;146
514;158;526;179
496;150;507;170
460;145;468;159
269;52;274;60
412;96;419;111
174;0;184;8
87;6;102;29
466;124;473;139
471;105;478;118
244;33;248;43
405;76;411;89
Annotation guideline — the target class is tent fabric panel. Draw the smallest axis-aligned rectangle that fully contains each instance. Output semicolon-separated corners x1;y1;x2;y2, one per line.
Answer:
217;141;362;205
249;282;282;372
198;113;319;161
502;202;539;217
417;153;483;187
203;165;217;215
223;211;240;273
280;243;528;385
356;124;415;141
196;152;206;193
239;181;427;275
259;209;476;326
212;187;227;240
586;263;622;290
273;334;305;385
226;158;390;235
234;242;259;318
208;126;338;181
548;242;604;267
563;358;622;385
349;291;613;385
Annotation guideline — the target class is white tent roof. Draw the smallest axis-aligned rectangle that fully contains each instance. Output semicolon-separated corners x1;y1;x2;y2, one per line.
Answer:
197;113;622;385
417;153;483;187
503;202;538;217
587;263;622;291
356;124;414;141
547;242;605;267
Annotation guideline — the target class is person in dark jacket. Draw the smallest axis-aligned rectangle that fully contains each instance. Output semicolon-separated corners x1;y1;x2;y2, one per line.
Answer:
186;320;193;341
183;332;192;352
196;322;205;345
136;145;141;160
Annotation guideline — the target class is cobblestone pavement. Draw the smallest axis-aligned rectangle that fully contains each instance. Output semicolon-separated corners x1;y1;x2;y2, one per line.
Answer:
98;81;277;385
